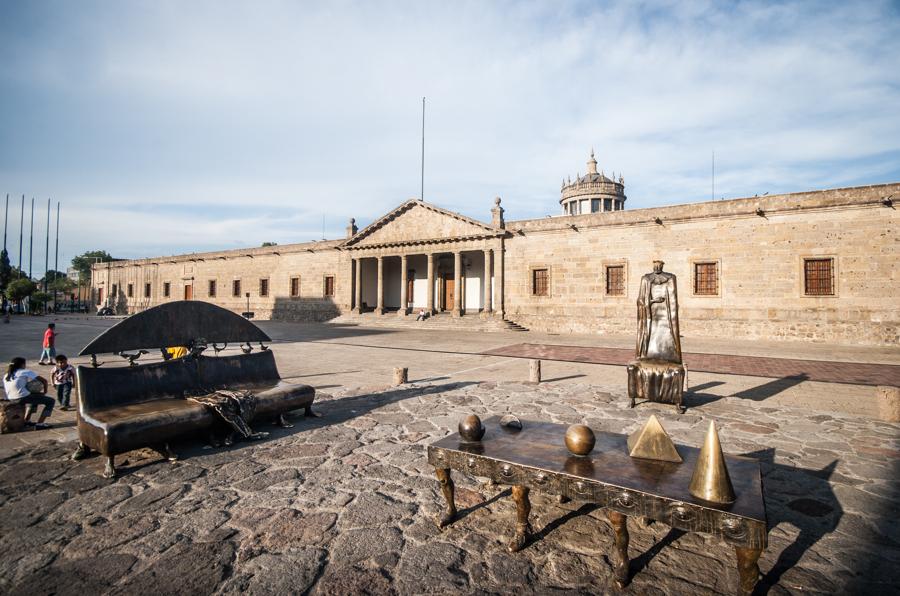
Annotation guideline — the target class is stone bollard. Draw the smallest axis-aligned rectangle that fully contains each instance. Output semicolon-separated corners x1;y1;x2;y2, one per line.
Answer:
393;367;408;386
529;359;541;384
877;386;900;422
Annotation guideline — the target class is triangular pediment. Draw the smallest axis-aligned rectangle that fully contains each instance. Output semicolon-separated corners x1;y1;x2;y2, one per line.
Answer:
343;200;501;248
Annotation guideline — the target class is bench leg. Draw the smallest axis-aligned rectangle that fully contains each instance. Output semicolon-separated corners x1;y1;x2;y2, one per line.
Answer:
606;509;630;588
435;468;457;529
103;455;116;479
304;405;321;418
71;442;91;461
276;414;294;428
156;443;178;462
508;485;531;553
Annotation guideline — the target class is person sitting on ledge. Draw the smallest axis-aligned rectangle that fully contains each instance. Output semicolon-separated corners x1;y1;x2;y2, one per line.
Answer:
3;357;54;429
416;309;429;321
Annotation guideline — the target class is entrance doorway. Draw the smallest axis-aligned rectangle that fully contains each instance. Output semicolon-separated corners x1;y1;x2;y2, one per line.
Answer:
407;270;415;307
184;285;193;300
441;273;455;311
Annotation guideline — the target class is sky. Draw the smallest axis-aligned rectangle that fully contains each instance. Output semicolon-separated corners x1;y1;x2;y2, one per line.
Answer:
1;0;899;264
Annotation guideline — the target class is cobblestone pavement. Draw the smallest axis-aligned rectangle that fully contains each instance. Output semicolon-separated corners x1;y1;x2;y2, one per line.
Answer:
1;379;897;595
484;343;900;387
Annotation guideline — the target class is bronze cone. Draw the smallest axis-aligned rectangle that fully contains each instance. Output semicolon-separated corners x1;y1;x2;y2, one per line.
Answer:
688;420;736;504
627;414;682;463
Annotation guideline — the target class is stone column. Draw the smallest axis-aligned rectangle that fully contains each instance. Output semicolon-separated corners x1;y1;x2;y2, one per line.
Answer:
482;249;493;318
452;251;462;317
495;242;504;318
426;253;435;314
353;258;362;313
398;254;408;317
376;256;385;315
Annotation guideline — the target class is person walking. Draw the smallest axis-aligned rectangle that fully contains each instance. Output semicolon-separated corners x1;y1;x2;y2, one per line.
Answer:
38;323;57;365
3;357;54;429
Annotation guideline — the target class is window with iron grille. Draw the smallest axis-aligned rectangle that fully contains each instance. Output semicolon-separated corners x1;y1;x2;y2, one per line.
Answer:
290;276;300;297
112;283;118;296
804;258;834;296
127;283;133;298
208;280;217;297
694;262;718;295
532;268;549;296
606;265;625;295
144;283;151;298
232;279;241;297
163;282;170;297
259;278;269;297
324;276;335;297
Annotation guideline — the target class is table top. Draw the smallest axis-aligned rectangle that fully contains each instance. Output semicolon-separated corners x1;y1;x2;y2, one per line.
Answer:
429;417;765;523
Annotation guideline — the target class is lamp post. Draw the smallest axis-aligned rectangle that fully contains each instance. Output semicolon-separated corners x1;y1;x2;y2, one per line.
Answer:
243;292;253;319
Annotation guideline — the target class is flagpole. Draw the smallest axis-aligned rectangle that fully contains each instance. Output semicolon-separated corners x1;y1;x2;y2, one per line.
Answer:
54;202;60;281
18;195;23;276
420;96;425;201
29;197;34;279
44;197;51;292
3;193;8;251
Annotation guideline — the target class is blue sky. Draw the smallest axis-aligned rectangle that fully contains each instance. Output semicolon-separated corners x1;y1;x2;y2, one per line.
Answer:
2;0;899;262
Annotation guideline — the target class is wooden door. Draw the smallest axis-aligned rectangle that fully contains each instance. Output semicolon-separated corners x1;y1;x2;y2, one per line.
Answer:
407;272;415;306
97;288;104;306
184;285;193;300
442;275;455;311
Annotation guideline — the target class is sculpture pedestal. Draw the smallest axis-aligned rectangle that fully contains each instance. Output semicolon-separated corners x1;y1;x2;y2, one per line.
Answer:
627;358;686;413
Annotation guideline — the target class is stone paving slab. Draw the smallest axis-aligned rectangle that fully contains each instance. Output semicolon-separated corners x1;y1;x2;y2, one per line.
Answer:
484;343;900;386
1;380;897;595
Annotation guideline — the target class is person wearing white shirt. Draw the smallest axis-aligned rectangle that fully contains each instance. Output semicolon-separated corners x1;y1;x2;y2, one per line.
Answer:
3;357;54;429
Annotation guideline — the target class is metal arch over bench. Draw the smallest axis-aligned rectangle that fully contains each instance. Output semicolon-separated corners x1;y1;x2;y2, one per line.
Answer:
73;301;317;478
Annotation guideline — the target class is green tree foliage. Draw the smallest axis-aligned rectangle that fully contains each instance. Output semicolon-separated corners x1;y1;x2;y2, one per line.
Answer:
5;278;36;304
30;291;51;308
0;249;11;292
71;250;114;282
49;276;76;294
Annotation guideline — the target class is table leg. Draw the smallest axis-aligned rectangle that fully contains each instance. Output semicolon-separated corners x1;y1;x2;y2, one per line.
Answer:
508;485;531;552
735;546;762;595
435;468;457;529
606;509;630;588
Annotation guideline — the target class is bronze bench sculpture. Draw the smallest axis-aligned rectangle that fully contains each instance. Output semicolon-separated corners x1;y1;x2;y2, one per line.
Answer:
71;301;316;478
627;260;687;412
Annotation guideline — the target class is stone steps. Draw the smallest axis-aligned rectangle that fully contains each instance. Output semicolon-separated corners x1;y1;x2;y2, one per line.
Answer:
329;312;528;333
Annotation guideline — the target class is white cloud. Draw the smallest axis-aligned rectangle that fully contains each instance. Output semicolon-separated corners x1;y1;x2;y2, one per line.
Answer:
1;0;898;259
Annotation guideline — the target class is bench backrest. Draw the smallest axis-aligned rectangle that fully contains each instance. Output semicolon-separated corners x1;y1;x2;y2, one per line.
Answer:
196;350;281;389
76;350;282;412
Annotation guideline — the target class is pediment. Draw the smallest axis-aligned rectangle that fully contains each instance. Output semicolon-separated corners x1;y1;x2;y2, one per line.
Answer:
343;200;500;248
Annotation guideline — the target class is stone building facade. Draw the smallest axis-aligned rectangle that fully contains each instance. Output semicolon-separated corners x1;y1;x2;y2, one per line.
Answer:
92;157;899;346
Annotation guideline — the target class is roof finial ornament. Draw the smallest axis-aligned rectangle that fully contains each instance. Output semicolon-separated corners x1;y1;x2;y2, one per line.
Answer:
587;148;598;175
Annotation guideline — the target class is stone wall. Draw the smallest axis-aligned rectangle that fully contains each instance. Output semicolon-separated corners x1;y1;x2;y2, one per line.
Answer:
93;240;350;323
92;182;899;345
503;183;899;345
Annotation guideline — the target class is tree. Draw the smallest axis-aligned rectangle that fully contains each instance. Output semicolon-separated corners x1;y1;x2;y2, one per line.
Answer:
49;277;76;295
0;249;10;293
71;250;114;282
30;291;51;312
6;278;36;306
39;269;68;286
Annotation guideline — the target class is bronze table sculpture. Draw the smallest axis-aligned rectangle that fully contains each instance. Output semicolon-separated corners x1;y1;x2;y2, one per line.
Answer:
427;417;767;594
627;260;687;412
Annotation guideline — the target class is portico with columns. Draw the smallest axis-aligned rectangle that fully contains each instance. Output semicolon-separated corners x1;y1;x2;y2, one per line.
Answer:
342;199;507;318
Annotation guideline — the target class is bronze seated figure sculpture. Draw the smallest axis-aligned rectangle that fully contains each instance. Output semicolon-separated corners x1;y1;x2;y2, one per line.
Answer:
627;260;686;412
71;301;317;478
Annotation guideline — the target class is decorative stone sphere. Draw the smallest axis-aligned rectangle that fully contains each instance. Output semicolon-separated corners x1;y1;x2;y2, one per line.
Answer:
565;424;596;456
459;414;485;442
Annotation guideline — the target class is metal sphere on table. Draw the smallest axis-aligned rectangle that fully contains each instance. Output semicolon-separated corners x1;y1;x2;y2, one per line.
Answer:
565;424;596;456
459;414;485;442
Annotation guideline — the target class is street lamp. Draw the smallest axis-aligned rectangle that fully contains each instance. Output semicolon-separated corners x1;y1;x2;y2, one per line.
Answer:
243;292;253;319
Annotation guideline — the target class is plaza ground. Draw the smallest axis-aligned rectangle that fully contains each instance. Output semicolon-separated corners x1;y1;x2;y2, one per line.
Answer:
0;315;898;594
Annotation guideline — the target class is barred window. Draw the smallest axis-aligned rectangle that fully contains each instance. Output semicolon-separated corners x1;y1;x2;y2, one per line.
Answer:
163;282;170;297
208;280;217;297
324;276;335;297
144;282;151;298
532;268;549;296
232;279;241;297
804;258;834;296
290;276;300;297
606;265;625;296
694;262;718;295
127;283;134;298
111;283;118;296
259;278;269;297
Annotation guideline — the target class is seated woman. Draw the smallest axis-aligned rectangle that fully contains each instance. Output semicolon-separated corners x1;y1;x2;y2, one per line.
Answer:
3;357;54;429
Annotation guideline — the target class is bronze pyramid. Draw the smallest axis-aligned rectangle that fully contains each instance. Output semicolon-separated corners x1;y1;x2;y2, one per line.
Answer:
627;414;682;463
689;420;736;504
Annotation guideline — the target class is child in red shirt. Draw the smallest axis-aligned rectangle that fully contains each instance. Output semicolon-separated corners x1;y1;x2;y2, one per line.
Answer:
39;323;57;365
